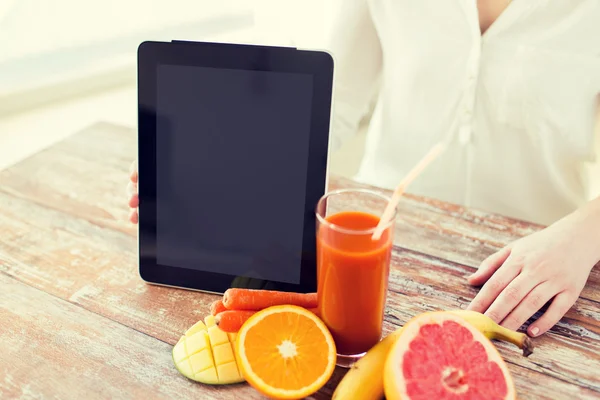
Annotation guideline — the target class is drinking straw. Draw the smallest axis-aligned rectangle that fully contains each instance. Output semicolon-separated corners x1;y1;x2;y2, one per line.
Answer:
371;142;447;241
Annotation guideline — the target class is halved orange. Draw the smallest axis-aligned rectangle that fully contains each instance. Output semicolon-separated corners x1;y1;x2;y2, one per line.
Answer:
384;312;516;400
236;305;337;399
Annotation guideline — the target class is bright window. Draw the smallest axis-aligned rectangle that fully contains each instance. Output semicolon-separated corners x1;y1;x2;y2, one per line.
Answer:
0;0;330;116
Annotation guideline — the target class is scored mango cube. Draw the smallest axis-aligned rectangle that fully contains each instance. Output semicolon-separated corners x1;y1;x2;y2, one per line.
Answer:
213;343;235;365
195;368;218;383
208;325;229;347
172;339;188;364
204;315;217;327
186;330;209;354
186;320;207;336
189;348;214;374
217;362;241;382
172;315;244;385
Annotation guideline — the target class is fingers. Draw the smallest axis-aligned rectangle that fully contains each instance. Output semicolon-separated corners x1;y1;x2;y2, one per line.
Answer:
500;281;556;331
128;194;139;208
130;160;138;183
527;291;575;337
128;160;139;224
468;246;512;286
481;273;539;324
129;208;139;224
127;181;138;198
467;255;521;314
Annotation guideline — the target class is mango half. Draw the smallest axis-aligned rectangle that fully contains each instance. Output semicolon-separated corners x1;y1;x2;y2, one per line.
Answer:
172;315;245;384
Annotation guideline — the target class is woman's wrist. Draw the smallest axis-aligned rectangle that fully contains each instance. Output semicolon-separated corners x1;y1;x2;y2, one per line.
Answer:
565;197;600;266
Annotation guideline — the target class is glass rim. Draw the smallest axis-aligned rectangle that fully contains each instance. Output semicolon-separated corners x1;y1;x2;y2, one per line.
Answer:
315;188;398;235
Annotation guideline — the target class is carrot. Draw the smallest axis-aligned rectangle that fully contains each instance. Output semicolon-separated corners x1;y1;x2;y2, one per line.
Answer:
216;308;320;333
215;310;257;333
210;299;228;316
222;289;318;311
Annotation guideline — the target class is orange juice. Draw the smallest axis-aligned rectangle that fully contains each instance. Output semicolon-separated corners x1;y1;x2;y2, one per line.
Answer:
317;210;393;356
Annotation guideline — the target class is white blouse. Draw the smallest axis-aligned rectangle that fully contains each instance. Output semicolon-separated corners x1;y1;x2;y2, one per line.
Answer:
326;0;600;225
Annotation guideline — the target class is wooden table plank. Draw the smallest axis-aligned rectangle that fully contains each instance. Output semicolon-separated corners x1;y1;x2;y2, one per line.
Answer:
384;250;600;394
2;203;598;398
1;265;596;400
0;122;598;399
1;122;598;303
0;273;263;400
328;176;600;305
2;182;598;351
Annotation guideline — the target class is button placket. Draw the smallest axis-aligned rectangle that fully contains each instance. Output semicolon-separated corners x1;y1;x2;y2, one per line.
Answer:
456;0;483;207
461;49;480;208
462;40;481;121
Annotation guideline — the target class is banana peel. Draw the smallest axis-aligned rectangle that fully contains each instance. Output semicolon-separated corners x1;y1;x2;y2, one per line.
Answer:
332;327;402;400
332;310;534;400
448;310;534;356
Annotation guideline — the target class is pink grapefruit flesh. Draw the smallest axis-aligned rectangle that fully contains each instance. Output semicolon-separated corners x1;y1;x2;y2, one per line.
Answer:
384;312;516;400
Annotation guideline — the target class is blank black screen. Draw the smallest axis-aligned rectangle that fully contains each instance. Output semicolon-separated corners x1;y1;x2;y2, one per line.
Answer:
155;64;314;285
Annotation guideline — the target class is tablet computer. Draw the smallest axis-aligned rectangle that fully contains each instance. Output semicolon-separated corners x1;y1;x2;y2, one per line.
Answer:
137;40;334;294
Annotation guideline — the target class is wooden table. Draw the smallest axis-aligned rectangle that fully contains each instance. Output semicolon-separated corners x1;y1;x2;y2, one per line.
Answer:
0;123;598;400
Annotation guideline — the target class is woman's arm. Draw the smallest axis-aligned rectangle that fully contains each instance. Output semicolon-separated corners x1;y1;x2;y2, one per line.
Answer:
467;195;600;337
325;0;383;152
467;93;600;337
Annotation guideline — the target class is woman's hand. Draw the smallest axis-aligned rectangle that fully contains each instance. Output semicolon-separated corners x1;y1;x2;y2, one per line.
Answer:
467;199;600;337
127;160;139;224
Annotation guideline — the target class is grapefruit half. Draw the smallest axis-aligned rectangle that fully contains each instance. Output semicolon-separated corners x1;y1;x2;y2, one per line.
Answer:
384;312;516;400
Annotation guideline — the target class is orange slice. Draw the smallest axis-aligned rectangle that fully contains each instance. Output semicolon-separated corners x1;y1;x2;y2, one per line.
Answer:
384;312;516;400
236;305;337;399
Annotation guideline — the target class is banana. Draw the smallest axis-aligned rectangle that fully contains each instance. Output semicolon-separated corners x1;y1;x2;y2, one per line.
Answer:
447;310;534;357
332;310;534;400
332;327;403;400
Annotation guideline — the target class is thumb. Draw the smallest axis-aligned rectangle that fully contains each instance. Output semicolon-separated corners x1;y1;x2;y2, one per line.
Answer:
468;246;511;286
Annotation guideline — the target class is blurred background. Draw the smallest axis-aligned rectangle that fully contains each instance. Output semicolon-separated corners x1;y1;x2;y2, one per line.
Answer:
0;0;367;179
0;0;597;195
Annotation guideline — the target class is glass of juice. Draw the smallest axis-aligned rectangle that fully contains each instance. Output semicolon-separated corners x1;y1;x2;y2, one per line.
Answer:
315;188;396;368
